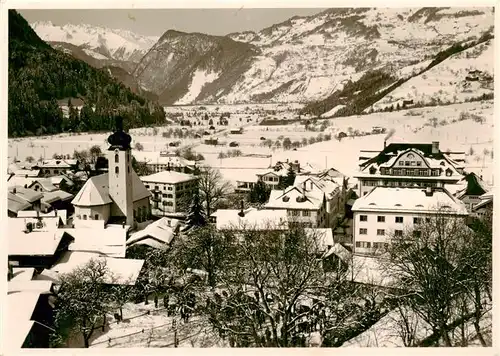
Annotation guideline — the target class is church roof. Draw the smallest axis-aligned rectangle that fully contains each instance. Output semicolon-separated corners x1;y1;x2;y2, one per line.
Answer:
72;171;151;207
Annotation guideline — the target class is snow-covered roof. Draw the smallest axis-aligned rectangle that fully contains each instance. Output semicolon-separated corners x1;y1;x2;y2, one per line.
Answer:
305;228;334;250
349;255;396;288
352;187;468;215
8;280;53;294
9;187;43;203
64;228;127;258
10;267;36;282
294;176;341;199
48;251;144;285
41;190;74;204
454;172;490;199
127;217;181;247
6;292;39;349
215;208;288;231
13;169;40;177
265;185;325;211
140;171;198;184
8;229;65;256
28;178;58;192
37;159;76;168
472;196;493;212
8;192;32;213
324;243;351;264
72;171;151;207
133;151;197;167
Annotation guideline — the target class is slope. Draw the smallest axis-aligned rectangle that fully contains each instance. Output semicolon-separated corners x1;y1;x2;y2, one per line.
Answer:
8;10;165;138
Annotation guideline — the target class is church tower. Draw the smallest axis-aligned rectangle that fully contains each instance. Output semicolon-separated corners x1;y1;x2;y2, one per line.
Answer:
107;116;134;226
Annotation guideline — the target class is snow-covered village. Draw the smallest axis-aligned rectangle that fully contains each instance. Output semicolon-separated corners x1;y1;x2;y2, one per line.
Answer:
4;6;494;350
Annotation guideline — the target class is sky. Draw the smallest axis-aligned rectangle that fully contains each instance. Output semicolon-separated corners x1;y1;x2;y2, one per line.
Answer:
18;9;327;37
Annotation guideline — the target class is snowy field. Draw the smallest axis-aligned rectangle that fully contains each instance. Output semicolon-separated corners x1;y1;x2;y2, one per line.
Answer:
8;101;494;186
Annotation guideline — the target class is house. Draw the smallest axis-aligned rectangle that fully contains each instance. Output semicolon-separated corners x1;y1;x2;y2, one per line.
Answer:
17;209;68;226
471;192;493;219
230;127;243;134
356;141;465;197
133;151;199;174
293;175;344;228
451;172;490;213
27;178;74;212
34;159;78;177
351;186;468;256
212;206;288;231
140;171;198;214
264;181;328;228
127;217;182;249
204;137;218;145
8;187;46;216
257;160;301;189
8;225;74;269
71;117;152;227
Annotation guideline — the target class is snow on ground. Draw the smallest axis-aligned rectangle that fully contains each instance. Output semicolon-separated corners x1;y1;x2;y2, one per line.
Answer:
369;40;494;112
67;301;225;348
175;70;221;105
82;48;110;60
320;105;346;118
9;102;493;186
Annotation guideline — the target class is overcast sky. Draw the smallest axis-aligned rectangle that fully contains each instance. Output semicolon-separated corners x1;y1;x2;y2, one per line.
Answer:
18;9;327;37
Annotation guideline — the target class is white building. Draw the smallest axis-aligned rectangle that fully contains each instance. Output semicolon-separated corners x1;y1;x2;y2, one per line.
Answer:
356;141;465;197
133;150;198;174
264;182;328;228
71;118;151;227
140;171;198;214
351;186;468;255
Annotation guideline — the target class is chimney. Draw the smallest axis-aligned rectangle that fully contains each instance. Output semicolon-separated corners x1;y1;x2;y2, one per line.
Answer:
36;210;40;218
384;140;387;149
303;181;307;192
54;209;57;217
432;141;439;154
122;221;126;229
12;188;16;194
425;186;433;197
238;200;245;217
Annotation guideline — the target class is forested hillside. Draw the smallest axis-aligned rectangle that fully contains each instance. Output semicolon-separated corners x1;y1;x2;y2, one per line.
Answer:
8;10;165;138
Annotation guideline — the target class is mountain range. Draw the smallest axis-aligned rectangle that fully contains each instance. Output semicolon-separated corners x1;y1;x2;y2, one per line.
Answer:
29;7;495;112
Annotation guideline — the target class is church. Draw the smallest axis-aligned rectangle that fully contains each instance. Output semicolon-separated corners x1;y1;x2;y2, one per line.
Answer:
71;117;151;227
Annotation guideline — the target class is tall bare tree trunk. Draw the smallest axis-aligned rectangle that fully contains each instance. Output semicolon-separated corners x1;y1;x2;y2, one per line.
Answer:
474;284;487;347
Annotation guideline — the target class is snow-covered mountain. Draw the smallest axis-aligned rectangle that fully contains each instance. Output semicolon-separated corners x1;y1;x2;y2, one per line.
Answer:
134;7;494;106
30;21;158;63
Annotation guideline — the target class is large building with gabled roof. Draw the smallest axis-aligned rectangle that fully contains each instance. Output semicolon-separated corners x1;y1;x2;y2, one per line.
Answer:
71;117;151;227
355;141;465;197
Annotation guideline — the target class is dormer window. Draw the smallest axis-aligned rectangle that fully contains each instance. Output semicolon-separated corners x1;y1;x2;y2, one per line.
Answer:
369;166;376;175
282;196;290;202
440;161;445;166
445;168;453;177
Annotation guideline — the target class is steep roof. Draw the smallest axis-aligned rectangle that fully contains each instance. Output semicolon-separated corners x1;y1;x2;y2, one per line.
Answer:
29;178;58;192
352;187;468;215
265;185;325;211
42;190;74;204
456;172;489;198
64;228;127;258
8;192;31;213
127;217;182;247
72;171;151;207
9;187;43;203
360;143;444;168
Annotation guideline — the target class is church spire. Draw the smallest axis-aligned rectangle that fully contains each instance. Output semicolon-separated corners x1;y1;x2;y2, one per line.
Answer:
107;115;132;151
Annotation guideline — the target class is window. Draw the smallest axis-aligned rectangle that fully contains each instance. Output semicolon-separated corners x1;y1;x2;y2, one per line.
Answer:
377;216;385;222
413;230;422;238
360;215;367;222
377;229;385;236
162;194;168;198
94;214;99;220
359;228;367;235
145;185;150;189
168;186;173;191
155;186;159;190
167;194;173;199
425;217;431;223
356;241;361;247
413;217;422;224
115;167;119;174
302;210;310;217
416;161;422;166
356;241;371;248
83;215;87;220
405;161;410;166
399;161;404;166
128;167;130;173
395;230;403;237
395;216;403;223
115;154;119;163
292;210;300;216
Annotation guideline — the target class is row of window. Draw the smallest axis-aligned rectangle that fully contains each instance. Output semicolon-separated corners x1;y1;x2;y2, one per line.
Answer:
356;241;389;249
363;180;440;188
379;168;444;176
289;210;311;217
359;215;425;224
398;160;423;167
114;166;131;174
146;182;197;191
358;228;422;237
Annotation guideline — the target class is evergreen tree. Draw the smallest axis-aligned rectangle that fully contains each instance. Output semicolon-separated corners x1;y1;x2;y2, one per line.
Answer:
249;180;271;205
182;189;206;232
278;166;296;190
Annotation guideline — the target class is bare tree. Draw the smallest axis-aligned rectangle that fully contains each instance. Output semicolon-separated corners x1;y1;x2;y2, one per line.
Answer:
197;167;232;218
135;142;144;151
51;259;113;348
382;207;492;346
25;155;35;163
